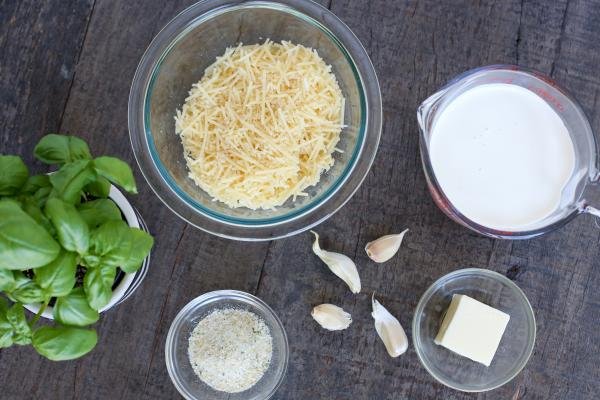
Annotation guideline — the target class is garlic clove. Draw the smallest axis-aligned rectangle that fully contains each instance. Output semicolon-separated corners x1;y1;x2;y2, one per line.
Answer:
311;231;361;294
371;294;408;357
311;304;352;331
365;229;409;263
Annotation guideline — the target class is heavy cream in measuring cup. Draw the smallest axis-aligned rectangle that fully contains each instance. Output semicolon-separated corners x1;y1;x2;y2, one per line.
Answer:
429;83;575;231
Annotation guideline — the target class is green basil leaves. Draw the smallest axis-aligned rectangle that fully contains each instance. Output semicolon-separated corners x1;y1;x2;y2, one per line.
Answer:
83;176;111;198
0;298;14;348
32;326;97;361
0;200;60;269
77;199;122;229
89;220;154;273
34;250;77;298
54;287;99;326
49;160;97;204
0;155;29;195
45;198;90;255
0;134;153;362
5;303;32;345
84;266;116;310
10;273;45;304
93;156;137;194
0;269;15;291
34;134;92;165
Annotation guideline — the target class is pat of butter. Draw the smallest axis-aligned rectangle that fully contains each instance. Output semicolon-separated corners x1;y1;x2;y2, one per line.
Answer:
434;294;510;366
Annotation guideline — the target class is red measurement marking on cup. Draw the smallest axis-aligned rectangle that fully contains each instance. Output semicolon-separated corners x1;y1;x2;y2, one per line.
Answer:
527;86;565;111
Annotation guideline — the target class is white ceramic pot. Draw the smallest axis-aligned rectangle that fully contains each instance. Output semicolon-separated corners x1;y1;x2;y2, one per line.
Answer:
24;185;151;319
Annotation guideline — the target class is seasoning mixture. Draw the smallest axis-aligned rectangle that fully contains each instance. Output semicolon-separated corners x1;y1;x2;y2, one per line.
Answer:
175;40;345;210
188;308;273;393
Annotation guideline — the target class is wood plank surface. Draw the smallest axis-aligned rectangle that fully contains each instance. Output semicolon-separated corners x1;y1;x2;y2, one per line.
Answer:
1;0;599;399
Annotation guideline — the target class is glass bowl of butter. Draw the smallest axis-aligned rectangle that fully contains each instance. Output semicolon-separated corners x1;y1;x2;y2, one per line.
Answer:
412;268;536;392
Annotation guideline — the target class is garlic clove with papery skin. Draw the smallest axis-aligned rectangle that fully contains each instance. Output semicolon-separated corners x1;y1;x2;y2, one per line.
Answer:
365;229;409;263
311;304;352;331
371;294;408;357
310;231;361;294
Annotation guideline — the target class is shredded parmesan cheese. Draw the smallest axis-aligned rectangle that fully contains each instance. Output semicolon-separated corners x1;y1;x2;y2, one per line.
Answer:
175;40;345;209
188;308;273;393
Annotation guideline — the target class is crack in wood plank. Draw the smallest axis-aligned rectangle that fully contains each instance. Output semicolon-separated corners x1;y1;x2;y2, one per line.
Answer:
352;216;363;261
515;0;524;64
550;0;570;77
255;241;273;294
57;0;97;133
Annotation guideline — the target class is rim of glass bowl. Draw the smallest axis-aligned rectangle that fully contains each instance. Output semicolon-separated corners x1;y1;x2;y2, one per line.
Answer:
128;0;382;241
411;268;537;392
165;290;290;400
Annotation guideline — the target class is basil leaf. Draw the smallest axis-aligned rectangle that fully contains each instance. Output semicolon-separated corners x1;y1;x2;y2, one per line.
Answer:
32;326;97;361
0;298;9;320
0;155;29;195
0;328;13;348
0;298;13;348
0;268;16;291
20;174;50;195
54;287;99;327
44;198;89;254
89;220;152;273
77;199;122;229
122;229;154;273
10;273;46;304
84;265;116;310
6;303;32;345
49;160;97;204
21;196;54;234
83;176;111;198
34;134;91;165
93;157;137;194
34;250;77;298
0;200;60;269
0;297;8;313
81;254;101;268
33;186;53;207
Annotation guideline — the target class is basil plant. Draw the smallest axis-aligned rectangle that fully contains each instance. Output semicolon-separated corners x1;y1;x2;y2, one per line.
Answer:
0;134;153;361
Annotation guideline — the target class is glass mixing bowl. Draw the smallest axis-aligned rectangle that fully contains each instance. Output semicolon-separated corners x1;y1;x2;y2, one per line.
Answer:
129;0;382;240
165;290;289;400
412;268;536;392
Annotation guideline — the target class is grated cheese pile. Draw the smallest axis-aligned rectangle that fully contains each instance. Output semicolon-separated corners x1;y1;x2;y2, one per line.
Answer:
175;40;345;209
188;308;273;393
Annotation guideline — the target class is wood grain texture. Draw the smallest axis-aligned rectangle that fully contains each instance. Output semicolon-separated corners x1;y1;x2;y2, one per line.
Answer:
1;0;599;399
0;0;94;164
0;1;94;398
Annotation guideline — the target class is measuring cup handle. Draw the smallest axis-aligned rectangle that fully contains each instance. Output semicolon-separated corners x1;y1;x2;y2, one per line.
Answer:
583;173;600;224
584;205;600;218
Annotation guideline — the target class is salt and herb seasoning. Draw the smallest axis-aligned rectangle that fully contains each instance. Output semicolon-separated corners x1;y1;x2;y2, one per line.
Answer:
188;308;273;393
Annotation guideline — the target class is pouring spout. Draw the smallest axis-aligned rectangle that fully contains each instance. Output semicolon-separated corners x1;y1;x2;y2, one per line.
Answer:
417;88;448;133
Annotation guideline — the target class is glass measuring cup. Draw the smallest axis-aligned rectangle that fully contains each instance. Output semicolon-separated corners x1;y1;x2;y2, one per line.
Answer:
417;65;600;239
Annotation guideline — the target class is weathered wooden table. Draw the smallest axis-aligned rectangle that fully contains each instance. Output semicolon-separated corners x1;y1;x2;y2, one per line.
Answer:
2;0;599;399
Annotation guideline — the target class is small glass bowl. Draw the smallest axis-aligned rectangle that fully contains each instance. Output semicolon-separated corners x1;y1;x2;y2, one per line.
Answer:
165;290;289;400
412;268;536;392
